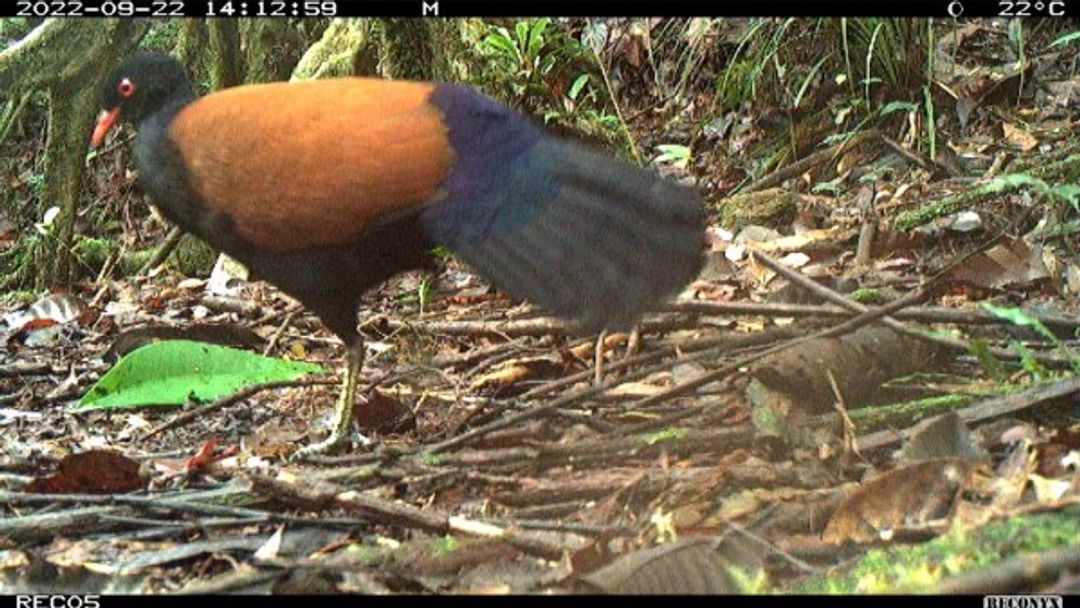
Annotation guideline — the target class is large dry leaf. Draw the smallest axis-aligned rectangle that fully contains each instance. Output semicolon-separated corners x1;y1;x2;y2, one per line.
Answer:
897;412;989;465
576;539;739;594
947;237;1050;289
25;450;144;494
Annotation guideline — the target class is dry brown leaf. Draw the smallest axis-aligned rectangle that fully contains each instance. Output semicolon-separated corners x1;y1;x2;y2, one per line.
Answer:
25;450;145;494
897;412;989;465
947;237;1049;289
470;356;563;396
576;539;739;594
1003;122;1039;152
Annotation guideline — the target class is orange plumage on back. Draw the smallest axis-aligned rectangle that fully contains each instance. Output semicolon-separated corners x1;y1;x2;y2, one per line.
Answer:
169;79;453;251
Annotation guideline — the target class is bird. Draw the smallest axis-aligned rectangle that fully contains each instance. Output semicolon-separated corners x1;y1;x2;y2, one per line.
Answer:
91;52;706;458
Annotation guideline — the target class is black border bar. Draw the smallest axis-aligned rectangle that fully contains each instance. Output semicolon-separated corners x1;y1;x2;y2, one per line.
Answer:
6;0;1074;18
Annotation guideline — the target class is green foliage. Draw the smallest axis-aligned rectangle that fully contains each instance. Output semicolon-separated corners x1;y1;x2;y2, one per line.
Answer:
726;566;769;594
120;248;156;276
477;19;619;145
1009;340;1050;379
716;19;792;112
1049;30;1080;47
0;18;36;42
987;172;1080;212
417;276;435;315
716;58;757;111
72;235;116;272
139;20;183;52
0;289;38;307
878;100;919;117
843;18;929;97
967;338;1007;381
713;17;927;130
983;302;1080;375
643;428;686;445
431;536;459;557
654;144;692;169
848;287;885;304
76;340;325;410
981;303;1058;343
480;18;561;105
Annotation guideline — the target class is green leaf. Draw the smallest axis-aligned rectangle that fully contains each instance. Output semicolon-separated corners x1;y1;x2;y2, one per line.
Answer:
1050;184;1080;211
644;428;686;445
981;303;1058;344
654;144;692;165
1008;340;1048;379
482;28;518;62
515;21;530;48
879;100;918;117
432;536;459;557
967;338;1006;381
987;172;1049;194
568;73;590;100
527;18;550;59
1050;30;1080;47
76;340;325;410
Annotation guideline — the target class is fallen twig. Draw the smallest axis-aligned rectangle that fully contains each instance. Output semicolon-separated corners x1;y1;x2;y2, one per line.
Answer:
383;313;698;338
752;250;1072;366
665;300;1080;333
141;375;336;440
248;473;567;561
137;225;185;275
628;282;931;411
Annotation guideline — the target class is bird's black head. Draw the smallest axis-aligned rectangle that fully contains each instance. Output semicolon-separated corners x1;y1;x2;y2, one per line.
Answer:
91;52;194;147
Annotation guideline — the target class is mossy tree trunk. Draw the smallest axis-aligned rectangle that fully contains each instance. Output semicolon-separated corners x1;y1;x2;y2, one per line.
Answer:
291;18;378;81
208;19;243;89
41;79;101;286
241;18;319;84
176;19;209;89
376;19;472;82
0;18;143;288
377;19;435;80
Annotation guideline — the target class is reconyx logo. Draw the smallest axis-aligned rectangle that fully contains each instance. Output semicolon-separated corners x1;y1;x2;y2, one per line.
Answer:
984;596;1063;608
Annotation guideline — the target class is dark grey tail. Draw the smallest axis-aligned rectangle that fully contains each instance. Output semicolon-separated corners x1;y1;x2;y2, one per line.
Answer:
423;134;705;333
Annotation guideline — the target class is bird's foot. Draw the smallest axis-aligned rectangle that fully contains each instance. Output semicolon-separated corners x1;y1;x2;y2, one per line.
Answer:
290;430;372;461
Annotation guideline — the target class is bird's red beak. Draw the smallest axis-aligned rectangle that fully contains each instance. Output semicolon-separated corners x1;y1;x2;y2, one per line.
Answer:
90;108;121;147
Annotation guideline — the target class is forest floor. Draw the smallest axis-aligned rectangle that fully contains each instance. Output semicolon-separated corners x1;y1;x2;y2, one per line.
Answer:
2;19;1080;594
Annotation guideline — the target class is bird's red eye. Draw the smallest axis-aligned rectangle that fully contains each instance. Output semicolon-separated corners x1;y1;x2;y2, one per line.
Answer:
118;78;136;98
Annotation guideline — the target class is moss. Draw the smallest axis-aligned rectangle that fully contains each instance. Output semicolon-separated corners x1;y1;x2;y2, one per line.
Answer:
72;235;116;270
848;383;1022;432
0;289;39;306
120;248;155;276
715;189;799;231
291;19;376;80
170;235;217;277
849;288;885;304
787;509;1080;593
